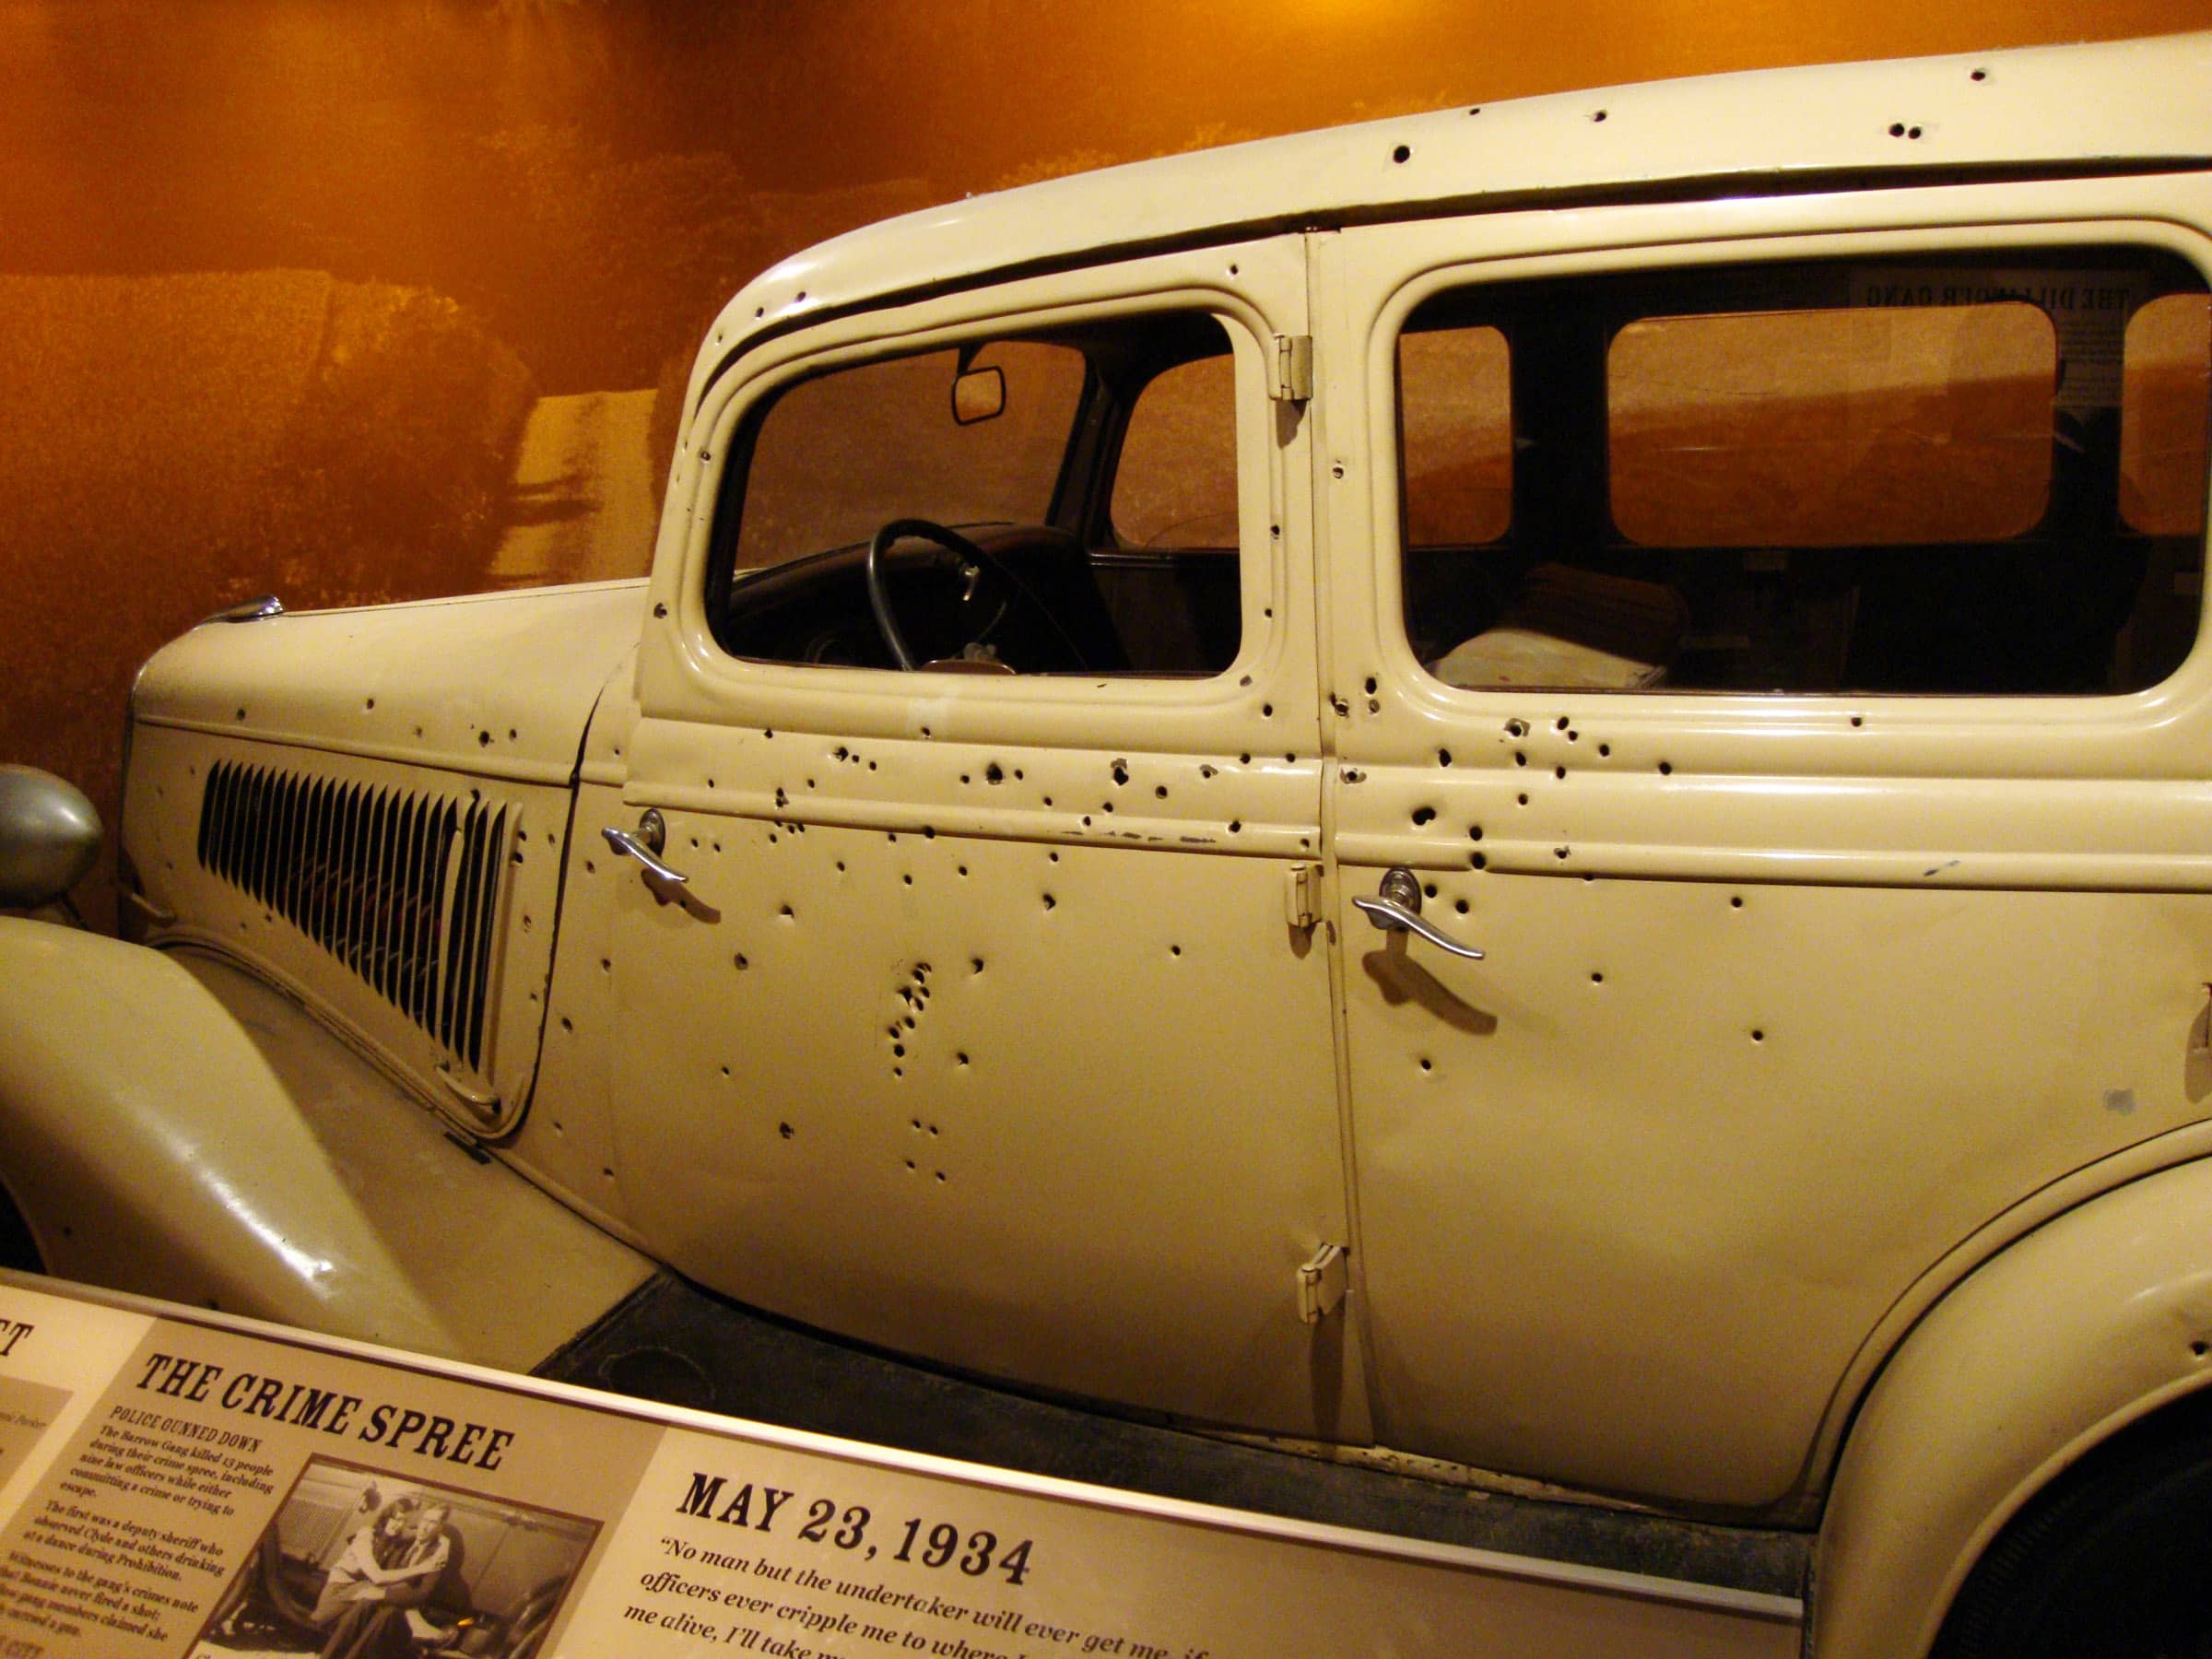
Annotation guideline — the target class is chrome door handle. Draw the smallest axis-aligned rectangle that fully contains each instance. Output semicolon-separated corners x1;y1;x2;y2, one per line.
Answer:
1354;866;1483;960
603;809;687;887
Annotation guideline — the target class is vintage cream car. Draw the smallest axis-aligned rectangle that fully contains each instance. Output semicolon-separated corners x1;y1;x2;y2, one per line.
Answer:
7;32;2212;1655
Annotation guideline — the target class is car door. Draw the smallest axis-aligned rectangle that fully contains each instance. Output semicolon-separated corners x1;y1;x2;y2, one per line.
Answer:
1314;179;2212;1510
606;237;1366;1441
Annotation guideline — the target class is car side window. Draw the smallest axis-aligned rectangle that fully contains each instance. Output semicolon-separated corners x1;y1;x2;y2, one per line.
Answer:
1397;250;2212;695
710;312;1246;677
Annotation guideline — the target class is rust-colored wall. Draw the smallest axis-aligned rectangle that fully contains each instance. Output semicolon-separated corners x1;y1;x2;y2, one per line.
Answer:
6;0;2212;926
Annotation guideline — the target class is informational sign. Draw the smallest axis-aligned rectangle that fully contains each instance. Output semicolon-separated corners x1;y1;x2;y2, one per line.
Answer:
0;1276;1799;1658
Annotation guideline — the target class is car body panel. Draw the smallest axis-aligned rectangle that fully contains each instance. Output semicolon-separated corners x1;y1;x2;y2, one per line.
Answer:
0;922;653;1365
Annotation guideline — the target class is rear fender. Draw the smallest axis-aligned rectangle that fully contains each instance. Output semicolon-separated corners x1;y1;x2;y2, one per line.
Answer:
1811;1158;2212;1657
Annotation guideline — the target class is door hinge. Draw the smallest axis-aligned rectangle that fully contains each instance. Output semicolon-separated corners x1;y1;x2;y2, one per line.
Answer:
1284;861;1318;930
1270;334;1313;403
1298;1242;1348;1324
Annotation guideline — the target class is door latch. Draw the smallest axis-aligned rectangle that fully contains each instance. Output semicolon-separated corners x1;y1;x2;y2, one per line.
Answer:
1284;861;1318;930
603;807;688;888
1355;866;1484;960
1298;1242;1348;1324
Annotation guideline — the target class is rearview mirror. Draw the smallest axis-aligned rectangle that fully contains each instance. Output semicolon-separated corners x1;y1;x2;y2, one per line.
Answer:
951;365;1006;426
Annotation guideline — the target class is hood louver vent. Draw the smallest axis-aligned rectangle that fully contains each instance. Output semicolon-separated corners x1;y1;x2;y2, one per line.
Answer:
196;760;512;1073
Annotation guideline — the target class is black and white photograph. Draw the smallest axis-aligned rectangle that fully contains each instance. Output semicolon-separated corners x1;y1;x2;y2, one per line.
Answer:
189;1458;598;1659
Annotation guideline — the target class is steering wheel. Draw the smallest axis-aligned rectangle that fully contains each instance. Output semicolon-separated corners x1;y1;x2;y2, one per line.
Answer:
865;518;1092;672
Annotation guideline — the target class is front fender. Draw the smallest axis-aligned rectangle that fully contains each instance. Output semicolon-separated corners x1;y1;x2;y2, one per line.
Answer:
0;919;653;1367
1811;1157;2212;1657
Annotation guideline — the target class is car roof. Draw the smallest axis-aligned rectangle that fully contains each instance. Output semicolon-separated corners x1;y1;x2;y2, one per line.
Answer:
699;31;2212;387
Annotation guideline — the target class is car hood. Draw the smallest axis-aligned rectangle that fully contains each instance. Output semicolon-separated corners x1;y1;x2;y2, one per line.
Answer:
133;580;648;786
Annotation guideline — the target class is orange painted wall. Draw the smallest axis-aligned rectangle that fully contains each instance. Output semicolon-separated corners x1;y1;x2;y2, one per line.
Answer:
6;0;2212;925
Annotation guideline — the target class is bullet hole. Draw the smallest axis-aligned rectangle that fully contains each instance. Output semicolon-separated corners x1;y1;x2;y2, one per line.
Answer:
1365;677;1379;695
1112;761;1130;785
1555;766;1567;780
689;836;700;850
584;859;596;875
413;726;423;738
1042;795;1053;806
1418;1056;1433;1073
1229;820;1243;834
1081;815;1092;826
1331;463;1346;479
1238;674;1253;688
478;731;491;747
836;860;846;872
905;1159;916;1171
1015;768;1025;781
1514;751;1527;767
1048;851;1059;862
601;957;611;972
1555;716;1570;731
834;746;849;760
957;1053;970;1066
653;602;668;618
779;1123;794;1139
720;1064;730;1077
1156;785;1169;799
364;697;375;710
1751;1030;1766;1042
1392;143;1411;162
1240;752;1253;765
1368;700;1381;714
1731;895;1745;909
559;1016;573;1033
1591;108;1607;122
1554;846;1570;860
1042;893;1056;910
1438;748;1453;767
1658;760;1674;775
1262;703;1275;717
509;728;518;741
2194;1340;2208;1357
1971;66;1987;81
958;864;969;877
867;761;877;771
1851;715;1865;728
1597;743;1611;757
903;874;913;886
1265;606;1275;618
1200;764;1217;779
779;903;794;917
1516;794;1528;806
1423;882;1438;899
1591;971;1604;983
985;762;1004;784
1454;899;1469;914
935;1171;947;1183
887;831;898;842
1507;720;1526;737
972;957;985;973
893;1043;906;1057
763;728;775;739
1412;806;1436;826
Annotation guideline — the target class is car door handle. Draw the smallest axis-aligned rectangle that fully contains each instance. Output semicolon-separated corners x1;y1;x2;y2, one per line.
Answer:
1354;866;1484;960
603;809;688;888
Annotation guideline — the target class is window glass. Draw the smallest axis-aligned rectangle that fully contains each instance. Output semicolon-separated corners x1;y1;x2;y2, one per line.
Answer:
735;341;1084;571
1396;251;2208;697
1398;325;1512;547
712;313;1245;677
2122;293;2212;535
1113;355;1238;548
1609;303;2054;547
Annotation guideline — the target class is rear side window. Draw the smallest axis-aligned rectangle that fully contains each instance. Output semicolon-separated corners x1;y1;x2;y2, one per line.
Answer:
1398;250;2212;695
